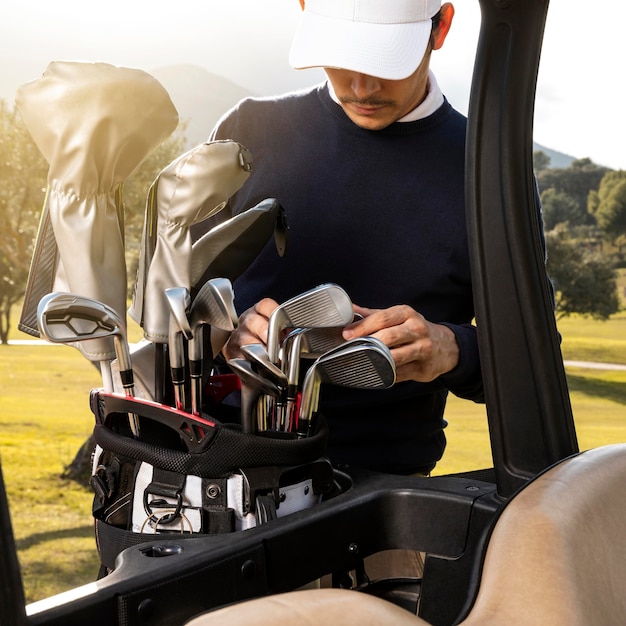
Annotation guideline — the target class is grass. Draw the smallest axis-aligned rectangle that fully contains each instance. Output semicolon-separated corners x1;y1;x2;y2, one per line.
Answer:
1;303;626;602
435;301;626;475
0;343;101;602
435;368;626;475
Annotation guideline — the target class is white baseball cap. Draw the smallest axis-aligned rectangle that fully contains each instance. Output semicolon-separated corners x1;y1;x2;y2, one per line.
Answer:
289;0;442;80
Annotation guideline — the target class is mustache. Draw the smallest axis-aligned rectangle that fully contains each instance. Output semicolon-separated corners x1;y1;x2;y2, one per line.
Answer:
339;96;395;107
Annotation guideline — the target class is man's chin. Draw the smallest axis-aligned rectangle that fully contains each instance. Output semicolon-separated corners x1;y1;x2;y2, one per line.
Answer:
344;110;395;131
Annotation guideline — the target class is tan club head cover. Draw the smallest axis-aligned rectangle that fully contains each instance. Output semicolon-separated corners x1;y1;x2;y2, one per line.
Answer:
129;140;252;343
16;61;179;361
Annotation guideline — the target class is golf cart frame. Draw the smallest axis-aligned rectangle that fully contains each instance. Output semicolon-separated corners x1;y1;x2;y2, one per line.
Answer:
1;0;602;623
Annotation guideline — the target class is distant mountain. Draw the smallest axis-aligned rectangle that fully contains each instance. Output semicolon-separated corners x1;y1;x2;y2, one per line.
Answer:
152;65;578;170
150;64;255;147
533;142;577;169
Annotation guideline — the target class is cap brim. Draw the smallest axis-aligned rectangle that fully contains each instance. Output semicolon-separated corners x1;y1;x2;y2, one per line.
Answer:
289;11;433;80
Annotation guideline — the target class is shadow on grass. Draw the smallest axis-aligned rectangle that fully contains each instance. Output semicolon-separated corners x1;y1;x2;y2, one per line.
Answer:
16;524;94;551
566;375;626;406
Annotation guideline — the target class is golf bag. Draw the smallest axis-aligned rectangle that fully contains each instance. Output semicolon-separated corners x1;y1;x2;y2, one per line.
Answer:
89;390;333;573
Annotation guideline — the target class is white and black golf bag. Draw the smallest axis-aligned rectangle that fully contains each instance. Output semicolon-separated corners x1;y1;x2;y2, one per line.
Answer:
89;390;333;575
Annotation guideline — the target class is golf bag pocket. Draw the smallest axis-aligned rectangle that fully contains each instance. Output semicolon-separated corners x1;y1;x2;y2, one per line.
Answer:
89;390;332;571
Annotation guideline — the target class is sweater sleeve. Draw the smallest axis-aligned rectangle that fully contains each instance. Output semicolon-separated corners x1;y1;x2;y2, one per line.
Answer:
438;322;484;403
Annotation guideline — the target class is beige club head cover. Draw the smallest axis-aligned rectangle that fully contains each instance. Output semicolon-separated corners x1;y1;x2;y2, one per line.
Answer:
129;140;252;343
16;61;179;361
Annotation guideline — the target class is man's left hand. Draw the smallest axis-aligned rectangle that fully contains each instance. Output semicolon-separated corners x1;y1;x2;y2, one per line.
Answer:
343;305;460;383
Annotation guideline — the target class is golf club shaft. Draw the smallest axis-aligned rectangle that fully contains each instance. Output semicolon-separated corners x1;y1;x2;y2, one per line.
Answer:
100;361;114;393
118;364;141;438
168;326;187;412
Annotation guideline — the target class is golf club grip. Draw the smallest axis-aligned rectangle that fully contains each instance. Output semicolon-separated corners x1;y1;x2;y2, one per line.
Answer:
296;413;312;439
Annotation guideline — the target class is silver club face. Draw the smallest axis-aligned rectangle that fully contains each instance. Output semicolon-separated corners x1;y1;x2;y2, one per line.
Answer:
228;357;281;434
164;288;192;341
37;291;140;437
37;292;131;372
189;278;238;364
266;283;354;363
190;278;238;333
297;338;396;437
241;343;288;387
186;278;238;416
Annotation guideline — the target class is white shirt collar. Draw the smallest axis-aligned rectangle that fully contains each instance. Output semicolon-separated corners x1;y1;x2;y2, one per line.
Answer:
327;70;444;123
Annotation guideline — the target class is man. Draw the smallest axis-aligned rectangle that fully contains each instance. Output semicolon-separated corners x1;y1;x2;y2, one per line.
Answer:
204;0;483;476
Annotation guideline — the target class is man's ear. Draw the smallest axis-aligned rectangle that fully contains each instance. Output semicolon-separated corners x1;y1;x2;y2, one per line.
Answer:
432;3;455;50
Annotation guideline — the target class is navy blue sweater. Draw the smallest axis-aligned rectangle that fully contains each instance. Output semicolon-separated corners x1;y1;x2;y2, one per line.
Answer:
205;83;484;474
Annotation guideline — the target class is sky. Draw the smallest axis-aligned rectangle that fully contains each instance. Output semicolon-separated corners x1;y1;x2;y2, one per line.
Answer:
1;0;624;170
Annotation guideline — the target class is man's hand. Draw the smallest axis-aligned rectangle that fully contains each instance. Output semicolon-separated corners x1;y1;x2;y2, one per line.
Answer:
343;305;460;383
222;298;278;361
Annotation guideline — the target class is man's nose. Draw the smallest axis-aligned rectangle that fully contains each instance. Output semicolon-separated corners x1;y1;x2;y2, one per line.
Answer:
350;73;382;99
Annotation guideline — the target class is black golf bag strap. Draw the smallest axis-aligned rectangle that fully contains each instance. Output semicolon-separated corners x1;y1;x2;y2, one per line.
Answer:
141;468;188;528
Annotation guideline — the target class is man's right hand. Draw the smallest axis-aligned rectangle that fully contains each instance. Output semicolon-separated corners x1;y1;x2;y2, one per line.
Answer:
222;298;279;360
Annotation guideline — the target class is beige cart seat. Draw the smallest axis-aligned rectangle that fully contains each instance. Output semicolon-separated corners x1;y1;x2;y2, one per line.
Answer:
185;443;626;626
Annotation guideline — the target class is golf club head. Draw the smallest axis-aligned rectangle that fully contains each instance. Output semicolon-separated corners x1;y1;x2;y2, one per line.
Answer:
266;283;354;363
297;338;396;437
37;292;130;371
37;292;140;436
190;278;238;333
165;288;193;411
227;358;281;396
228;357;281;434
241;344;288;387
164;288;192;341
188;277;238;364
280;323;367;388
241;342;290;431
317;335;390;361
292;313;364;363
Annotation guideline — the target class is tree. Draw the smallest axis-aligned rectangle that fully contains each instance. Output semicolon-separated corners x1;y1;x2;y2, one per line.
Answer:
536;158;610;226
540;187;588;230
546;225;620;320
588;170;626;250
0;101;49;343
533;150;551;172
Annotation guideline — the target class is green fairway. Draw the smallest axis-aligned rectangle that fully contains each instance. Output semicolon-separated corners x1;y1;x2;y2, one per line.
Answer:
436;310;626;475
435;367;626;476
0;342;102;602
558;312;626;364
1;309;625;603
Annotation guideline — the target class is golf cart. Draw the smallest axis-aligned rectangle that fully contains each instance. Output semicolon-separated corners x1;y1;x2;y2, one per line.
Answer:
2;0;625;624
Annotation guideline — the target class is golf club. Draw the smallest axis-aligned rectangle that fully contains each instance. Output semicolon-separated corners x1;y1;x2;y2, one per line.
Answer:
241;343;287;387
280;329;307;432
37;292;140;438
165;288;193;412
279;316;364;431
266;283;354;364
188;278;238;415
227;358;281;434
240;343;289;429
297;338;396;438
282;313;364;368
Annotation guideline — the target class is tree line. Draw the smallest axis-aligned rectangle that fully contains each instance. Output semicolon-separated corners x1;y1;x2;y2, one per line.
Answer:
535;153;624;320
0;99;624;343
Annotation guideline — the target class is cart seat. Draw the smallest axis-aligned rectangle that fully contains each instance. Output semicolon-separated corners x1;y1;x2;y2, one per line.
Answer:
185;443;626;625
